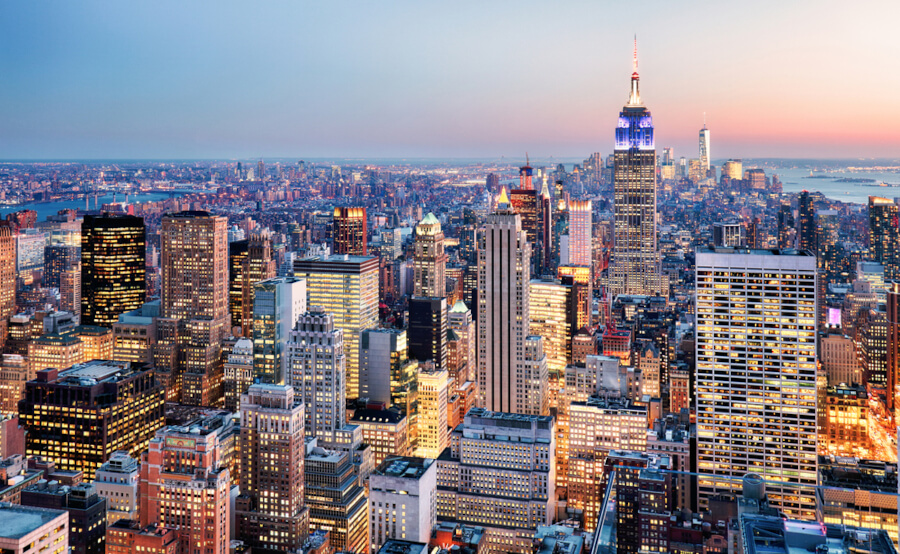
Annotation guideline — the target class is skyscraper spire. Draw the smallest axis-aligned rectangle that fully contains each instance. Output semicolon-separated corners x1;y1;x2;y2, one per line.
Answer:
628;36;641;106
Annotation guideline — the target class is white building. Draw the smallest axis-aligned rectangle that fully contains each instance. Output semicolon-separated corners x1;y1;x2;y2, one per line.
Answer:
286;309;345;442
94;451;140;524
369;457;437;552
695;247;818;519
435;408;555;553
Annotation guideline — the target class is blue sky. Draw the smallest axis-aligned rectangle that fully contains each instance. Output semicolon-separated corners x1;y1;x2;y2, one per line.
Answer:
1;1;898;160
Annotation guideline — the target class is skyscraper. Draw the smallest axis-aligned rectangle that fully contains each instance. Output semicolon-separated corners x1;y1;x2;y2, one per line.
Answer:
798;191;817;253
293;254;379;399
566;199;592;267
407;297;448;372
609;43;661;296
869;196;899;281
229;234;276;336
332;207;368;256
695;247;817;519
81;214;146;327
413;213;447;298
20;361;164;480
252;277;306;385
698;123;711;175
140;421;231;554
415;366;449;459
236;384;308;550
777;204;795;249
0;222;15;348
887;283;900;421
287;310;346;441
478;188;532;413
159;211;229;406
160;211;228;322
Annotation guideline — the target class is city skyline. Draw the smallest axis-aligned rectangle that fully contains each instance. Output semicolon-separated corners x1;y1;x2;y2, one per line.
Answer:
2;1;899;160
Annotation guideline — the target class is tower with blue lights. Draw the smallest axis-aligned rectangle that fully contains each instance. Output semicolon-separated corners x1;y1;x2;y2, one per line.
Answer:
609;39;662;297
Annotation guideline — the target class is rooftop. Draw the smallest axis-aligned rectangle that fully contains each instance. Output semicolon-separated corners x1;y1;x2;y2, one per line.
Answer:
698;246;815;257
377;540;428;554
740;514;897;554
0;502;67;539
374;456;433;479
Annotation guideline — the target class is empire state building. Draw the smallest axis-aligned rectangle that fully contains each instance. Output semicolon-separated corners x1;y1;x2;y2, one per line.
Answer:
608;42;663;297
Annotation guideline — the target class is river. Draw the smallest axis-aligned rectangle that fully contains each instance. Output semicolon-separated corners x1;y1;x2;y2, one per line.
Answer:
0;191;184;221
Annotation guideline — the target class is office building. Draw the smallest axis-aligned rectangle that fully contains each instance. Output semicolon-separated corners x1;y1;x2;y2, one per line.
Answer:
477;188;532;413
81;215;146;327
252;276;306;384
566;200;592;267
305;443;369;553
20;361;164;481
106;521;177;554
888;282;900;419
94;451;140;525
820;332;862;385
695;248;818;519
529;278;577;374
521;336;549;416
603;451;672;554
722;159;742;181
0;222;13;348
777;204;795;249
0;503;69;554
567;397;647;531
139;422;231;554
609;45;661;296
413;213;447;298
699;124;711;174
415;367;449;459
435;409;555;553
43;244;79;290
817;457;899;547
21;482;106;554
870;196;899;281
228;234;276;336
350;405;410;467
236;385;309;550
822;384;871;458
60;263;82;321
447;300;475;385
737;513;897;554
798;191;817;253
408;296;448;371
112;302;157;365
294;254;379;399
0;354;28;413
370;457;437;552
223;337;254;412
287;310;346;441
159;211;229;406
333;207;368;256
359;329;418;432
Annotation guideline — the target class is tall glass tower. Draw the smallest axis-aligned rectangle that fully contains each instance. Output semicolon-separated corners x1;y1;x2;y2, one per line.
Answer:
609;41;661;296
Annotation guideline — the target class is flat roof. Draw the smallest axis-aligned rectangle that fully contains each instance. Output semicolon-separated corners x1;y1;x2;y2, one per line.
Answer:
374;456;433;479
0;503;67;539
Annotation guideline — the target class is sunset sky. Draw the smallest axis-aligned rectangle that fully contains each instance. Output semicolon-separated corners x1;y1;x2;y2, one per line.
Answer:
1;0;898;160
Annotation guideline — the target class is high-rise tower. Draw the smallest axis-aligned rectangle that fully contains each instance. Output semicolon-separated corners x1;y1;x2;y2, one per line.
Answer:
609;41;661;297
0;222;15;348
332;207;367;256
413;213;447;298
869;196;899;281
477;188;541;414
695;247;818;519
798;191;817;253
81;215;146;327
159;211;229;406
699;123;711;176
